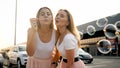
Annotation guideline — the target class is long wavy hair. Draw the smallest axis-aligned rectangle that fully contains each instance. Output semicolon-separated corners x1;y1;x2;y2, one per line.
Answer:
59;9;81;47
36;7;54;29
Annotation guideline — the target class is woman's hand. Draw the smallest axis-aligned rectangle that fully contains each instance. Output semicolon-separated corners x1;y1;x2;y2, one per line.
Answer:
30;18;38;31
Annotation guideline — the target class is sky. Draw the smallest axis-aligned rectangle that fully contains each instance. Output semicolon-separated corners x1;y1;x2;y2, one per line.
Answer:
0;0;120;49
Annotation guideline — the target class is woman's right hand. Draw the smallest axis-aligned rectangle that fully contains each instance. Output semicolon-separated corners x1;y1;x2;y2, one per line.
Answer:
30;18;38;31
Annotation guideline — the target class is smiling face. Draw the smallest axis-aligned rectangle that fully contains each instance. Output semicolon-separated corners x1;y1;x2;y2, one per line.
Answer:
55;10;69;28
37;7;53;28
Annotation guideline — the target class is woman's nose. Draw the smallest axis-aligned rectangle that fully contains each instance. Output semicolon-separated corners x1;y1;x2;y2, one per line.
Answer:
44;13;47;17
56;16;60;19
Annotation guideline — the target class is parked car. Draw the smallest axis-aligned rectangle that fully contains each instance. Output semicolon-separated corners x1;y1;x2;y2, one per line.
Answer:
3;44;28;68
78;48;93;64
59;48;93;64
0;50;9;68
0;52;4;68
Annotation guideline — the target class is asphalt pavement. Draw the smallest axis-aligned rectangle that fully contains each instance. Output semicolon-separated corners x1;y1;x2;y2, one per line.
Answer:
3;56;120;68
86;56;120;68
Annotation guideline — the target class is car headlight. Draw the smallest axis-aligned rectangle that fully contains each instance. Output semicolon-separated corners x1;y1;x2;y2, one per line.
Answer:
89;54;93;58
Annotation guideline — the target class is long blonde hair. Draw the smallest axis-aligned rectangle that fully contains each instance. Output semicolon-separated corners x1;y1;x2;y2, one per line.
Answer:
61;9;81;47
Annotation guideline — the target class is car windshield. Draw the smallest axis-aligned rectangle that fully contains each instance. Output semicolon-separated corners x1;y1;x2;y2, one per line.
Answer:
18;46;26;51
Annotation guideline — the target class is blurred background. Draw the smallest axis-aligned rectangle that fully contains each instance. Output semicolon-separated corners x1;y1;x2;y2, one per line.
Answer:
0;0;120;49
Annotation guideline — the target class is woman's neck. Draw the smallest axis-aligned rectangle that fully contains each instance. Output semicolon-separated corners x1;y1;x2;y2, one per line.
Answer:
59;27;68;36
58;27;69;43
58;26;63;32
38;26;52;33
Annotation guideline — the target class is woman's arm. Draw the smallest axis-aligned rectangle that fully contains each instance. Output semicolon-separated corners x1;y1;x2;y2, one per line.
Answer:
27;18;38;56
26;28;36;56
66;49;75;68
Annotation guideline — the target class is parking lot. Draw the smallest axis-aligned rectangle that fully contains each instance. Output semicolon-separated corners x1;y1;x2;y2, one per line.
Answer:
8;56;118;68
1;53;120;68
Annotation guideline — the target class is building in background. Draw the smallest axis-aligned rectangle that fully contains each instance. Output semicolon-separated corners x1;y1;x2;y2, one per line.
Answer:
77;13;120;56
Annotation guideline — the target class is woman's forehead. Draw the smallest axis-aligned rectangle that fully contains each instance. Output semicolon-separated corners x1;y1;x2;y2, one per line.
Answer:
58;10;67;15
40;8;50;12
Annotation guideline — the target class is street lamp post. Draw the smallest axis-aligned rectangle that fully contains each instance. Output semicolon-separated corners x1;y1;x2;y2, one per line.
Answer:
14;0;17;45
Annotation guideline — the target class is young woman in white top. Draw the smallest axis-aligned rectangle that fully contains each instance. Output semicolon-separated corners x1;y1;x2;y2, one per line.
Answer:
55;9;86;68
26;7;60;68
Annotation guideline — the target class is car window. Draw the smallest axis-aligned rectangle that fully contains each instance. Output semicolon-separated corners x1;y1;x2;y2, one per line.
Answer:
18;46;26;51
13;47;18;52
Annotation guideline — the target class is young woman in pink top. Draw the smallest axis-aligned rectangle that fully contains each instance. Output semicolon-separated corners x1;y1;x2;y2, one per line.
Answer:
55;9;86;68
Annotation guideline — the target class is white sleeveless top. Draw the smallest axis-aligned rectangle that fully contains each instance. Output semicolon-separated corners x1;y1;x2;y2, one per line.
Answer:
33;30;56;59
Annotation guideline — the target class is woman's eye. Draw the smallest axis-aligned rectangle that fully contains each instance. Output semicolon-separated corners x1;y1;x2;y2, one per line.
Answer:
47;12;51;16
40;12;45;16
40;12;51;16
60;14;64;18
